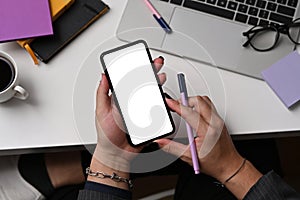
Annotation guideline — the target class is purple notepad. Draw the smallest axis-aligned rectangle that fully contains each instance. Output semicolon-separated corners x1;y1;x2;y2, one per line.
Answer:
0;0;53;42
261;50;300;108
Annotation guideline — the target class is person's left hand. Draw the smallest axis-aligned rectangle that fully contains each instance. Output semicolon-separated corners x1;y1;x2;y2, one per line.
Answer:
93;57;166;171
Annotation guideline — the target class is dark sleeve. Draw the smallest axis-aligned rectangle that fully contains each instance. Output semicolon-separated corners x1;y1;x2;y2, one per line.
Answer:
244;171;300;200
77;181;132;200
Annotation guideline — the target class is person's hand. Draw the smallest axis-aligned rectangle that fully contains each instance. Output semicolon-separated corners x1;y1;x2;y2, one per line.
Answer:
93;57;167;172
155;96;244;182
156;96;263;198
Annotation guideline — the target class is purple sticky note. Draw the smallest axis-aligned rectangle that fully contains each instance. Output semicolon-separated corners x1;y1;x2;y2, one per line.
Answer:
0;0;53;42
261;50;300;108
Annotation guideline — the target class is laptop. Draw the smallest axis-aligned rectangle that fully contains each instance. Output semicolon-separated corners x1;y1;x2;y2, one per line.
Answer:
117;0;300;79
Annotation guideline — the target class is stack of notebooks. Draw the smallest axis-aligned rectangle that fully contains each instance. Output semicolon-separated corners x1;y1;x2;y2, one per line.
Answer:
0;0;109;64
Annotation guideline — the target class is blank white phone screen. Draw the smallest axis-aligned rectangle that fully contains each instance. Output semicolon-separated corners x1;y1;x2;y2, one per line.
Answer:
103;43;173;145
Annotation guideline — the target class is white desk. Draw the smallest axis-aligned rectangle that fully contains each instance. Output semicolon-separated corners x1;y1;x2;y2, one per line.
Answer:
0;0;300;153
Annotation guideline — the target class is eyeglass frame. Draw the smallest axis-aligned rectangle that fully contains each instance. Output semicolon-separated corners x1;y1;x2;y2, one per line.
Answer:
242;18;300;52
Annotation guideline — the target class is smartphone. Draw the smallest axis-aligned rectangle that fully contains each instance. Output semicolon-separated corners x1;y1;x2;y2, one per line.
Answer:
100;40;175;146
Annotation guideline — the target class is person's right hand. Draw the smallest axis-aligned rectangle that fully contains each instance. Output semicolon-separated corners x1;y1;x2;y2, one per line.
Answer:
155;96;244;183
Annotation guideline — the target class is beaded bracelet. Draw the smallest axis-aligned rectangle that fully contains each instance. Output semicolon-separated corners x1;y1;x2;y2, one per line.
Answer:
86;167;133;189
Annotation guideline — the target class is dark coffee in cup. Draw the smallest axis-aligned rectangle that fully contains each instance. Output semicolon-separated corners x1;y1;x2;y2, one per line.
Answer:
0;57;15;92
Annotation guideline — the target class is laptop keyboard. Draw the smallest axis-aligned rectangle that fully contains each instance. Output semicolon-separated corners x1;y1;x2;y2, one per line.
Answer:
160;0;298;26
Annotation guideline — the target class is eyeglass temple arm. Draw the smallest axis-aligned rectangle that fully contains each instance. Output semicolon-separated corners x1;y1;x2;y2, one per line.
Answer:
242;32;254;47
242;27;266;47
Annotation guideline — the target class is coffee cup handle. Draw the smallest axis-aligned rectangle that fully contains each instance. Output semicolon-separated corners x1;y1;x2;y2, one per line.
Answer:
13;86;29;100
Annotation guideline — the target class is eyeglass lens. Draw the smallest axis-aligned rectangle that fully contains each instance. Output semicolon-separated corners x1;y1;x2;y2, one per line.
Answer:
288;18;300;44
248;26;278;51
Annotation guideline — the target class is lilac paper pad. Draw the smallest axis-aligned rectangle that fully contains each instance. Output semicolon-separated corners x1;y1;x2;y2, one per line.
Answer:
0;0;53;42
261;50;300;108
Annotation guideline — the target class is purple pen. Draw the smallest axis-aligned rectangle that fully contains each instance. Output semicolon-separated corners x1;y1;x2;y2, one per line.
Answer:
177;73;200;174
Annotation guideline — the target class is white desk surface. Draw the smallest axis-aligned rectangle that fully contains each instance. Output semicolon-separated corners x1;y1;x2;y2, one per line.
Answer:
0;0;300;152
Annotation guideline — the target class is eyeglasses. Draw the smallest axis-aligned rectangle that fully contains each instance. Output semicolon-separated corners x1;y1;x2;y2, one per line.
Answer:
242;18;300;52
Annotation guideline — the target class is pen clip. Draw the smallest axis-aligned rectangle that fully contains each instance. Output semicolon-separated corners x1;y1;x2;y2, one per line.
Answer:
177;73;188;98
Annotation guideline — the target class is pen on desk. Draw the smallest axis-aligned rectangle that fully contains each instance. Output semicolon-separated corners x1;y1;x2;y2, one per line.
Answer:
144;0;172;33
177;73;200;174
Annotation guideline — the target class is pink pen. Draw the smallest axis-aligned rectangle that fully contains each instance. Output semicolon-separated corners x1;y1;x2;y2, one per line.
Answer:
177;73;200;174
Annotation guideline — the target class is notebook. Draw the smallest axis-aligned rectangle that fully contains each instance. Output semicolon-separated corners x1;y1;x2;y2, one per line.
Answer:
117;0;300;79
29;0;110;63
0;0;53;42
17;0;75;65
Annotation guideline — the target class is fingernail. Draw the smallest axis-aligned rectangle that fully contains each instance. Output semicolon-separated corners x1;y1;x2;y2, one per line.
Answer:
159;56;164;61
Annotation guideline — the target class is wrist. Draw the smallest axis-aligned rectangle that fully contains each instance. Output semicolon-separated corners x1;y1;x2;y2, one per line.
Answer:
93;145;131;172
222;160;263;199
87;157;131;190
213;154;244;183
217;155;245;183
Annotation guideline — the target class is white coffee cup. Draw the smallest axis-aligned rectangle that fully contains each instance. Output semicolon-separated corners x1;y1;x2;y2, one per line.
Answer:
0;52;29;103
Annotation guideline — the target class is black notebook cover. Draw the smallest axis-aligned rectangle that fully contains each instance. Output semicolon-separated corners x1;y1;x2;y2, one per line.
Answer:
30;0;109;63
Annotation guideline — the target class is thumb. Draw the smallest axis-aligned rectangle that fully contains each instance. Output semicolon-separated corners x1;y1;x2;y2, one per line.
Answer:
155;138;188;158
96;74;110;113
